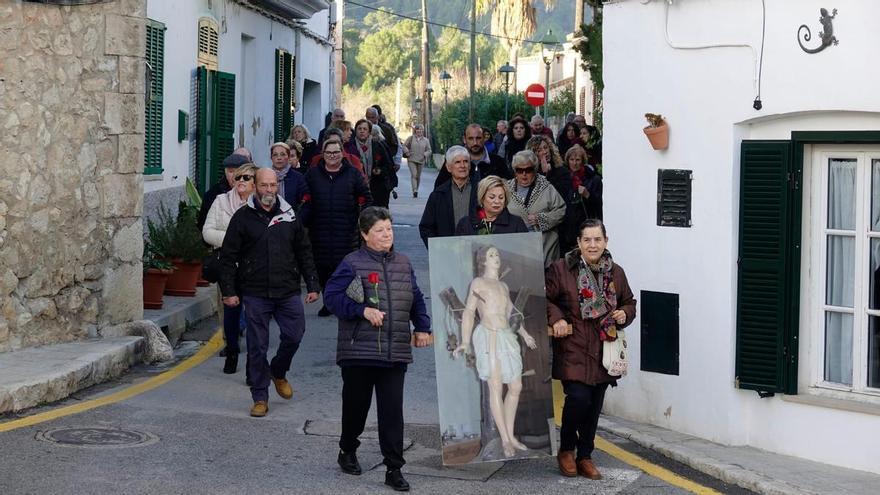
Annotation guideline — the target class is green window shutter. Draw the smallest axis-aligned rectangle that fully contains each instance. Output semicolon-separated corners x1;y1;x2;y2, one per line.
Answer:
195;66;209;193
210;71;236;188
144;19;166;175
736;140;795;395
274;49;293;141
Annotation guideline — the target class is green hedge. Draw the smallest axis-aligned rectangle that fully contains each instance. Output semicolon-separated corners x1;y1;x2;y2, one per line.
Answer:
434;89;534;151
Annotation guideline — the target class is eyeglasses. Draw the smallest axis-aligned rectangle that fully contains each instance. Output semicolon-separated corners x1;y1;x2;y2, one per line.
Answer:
234;175;254;182
324;150;342;156
514;167;536;175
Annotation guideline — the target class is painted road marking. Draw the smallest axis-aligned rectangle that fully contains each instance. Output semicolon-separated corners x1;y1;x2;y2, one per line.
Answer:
552;380;722;495
0;331;224;433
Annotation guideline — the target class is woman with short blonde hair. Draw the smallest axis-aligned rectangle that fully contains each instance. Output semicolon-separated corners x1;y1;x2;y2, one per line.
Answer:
203;160;259;374
455;175;527;235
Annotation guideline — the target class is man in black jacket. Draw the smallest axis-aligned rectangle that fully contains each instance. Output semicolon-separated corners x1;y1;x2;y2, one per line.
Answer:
419;145;478;248
219;168;320;418
433;123;511;189
197;150;252;230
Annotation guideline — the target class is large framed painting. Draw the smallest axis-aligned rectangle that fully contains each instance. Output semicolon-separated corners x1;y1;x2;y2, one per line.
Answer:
428;233;552;465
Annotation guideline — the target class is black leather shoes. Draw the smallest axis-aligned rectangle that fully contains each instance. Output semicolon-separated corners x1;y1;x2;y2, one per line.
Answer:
384;469;410;491
337;450;362;475
223;354;238;374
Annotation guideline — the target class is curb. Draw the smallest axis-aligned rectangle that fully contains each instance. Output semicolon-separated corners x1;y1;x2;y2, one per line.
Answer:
598;417;818;495
0;337;144;415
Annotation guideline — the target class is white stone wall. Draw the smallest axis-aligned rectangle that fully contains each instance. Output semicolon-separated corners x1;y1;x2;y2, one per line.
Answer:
602;0;880;474
0;0;146;351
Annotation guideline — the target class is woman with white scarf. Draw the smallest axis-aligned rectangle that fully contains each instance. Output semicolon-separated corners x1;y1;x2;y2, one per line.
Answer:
203;162;258;375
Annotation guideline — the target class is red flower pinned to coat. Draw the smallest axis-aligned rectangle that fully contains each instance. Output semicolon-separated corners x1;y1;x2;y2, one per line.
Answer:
301;193;312;203
357;196;367;205
368;272;380;285
580;288;594;299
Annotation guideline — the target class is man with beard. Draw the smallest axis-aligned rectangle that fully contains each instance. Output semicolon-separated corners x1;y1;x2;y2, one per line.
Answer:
433;123;511;189
219;168;320;417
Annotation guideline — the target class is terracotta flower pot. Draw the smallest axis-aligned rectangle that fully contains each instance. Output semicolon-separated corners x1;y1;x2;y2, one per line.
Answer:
143;268;174;309
164;259;202;297
643;122;669;150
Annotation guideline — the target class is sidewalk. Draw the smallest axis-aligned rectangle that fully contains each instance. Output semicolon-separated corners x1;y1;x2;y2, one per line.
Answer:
0;285;218;415
599;414;880;495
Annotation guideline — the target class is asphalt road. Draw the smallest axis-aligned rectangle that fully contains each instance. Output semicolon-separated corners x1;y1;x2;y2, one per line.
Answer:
0;163;754;495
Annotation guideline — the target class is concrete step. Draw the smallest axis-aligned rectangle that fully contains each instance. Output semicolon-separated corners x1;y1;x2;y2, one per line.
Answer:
144;284;218;346
0;336;144;414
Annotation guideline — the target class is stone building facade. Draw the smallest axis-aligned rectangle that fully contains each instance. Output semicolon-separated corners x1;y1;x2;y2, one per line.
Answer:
0;0;146;352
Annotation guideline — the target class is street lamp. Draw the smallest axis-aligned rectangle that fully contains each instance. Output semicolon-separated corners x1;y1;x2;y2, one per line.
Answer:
426;83;435;149
498;62;516;121
439;69;452;107
541;29;562;120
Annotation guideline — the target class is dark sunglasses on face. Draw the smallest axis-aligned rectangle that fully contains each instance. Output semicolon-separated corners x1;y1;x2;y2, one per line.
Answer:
514;167;535;175
234;174;254;181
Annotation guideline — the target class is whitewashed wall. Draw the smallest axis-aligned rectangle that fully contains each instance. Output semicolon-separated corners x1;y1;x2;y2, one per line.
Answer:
145;0;330;193
602;0;880;474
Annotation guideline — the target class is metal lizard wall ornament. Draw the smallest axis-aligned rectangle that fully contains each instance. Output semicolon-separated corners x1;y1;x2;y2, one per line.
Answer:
798;8;839;54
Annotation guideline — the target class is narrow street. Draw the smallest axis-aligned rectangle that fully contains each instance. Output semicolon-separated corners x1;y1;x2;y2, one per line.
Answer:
0;166;751;495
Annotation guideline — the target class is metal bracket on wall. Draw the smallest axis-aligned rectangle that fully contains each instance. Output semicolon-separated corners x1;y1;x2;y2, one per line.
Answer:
798;8;839;54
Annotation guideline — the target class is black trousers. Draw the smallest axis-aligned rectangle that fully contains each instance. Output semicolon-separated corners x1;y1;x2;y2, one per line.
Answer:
560;381;609;460
339;365;406;469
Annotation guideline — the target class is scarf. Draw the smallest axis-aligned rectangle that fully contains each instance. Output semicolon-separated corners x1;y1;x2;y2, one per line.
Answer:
274;164;291;199
356;138;373;176
577;249;618;341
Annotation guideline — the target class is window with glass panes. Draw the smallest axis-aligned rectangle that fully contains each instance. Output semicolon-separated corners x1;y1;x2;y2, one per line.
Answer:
811;146;880;393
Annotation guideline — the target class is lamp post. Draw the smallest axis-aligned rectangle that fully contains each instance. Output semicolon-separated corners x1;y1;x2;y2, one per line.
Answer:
439;69;452;107
426;83;436;150
541;29;561;121
498;62;516;121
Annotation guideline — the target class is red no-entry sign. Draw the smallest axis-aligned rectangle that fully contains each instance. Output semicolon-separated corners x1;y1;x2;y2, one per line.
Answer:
525;83;546;107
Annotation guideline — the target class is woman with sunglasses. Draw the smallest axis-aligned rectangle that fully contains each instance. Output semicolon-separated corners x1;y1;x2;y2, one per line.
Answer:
506;150;566;266
203;162;259;374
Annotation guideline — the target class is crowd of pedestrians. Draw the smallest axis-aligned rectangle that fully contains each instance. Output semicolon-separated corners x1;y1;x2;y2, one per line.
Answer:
196;108;619;491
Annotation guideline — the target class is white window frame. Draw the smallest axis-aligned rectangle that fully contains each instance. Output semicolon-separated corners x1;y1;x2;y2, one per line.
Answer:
804;144;880;404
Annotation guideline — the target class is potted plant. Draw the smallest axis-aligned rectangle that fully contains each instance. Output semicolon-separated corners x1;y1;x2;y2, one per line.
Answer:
143;241;175;309
643;113;669;150
185;178;211;287
148;201;208;297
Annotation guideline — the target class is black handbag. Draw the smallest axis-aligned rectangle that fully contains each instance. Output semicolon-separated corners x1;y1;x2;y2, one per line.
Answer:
202;250;222;283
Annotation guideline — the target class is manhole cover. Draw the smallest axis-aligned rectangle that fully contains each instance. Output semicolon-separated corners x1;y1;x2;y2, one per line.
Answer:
36;427;159;449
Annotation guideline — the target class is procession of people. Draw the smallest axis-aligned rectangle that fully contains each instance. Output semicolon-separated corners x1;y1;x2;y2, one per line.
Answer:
203;108;623;491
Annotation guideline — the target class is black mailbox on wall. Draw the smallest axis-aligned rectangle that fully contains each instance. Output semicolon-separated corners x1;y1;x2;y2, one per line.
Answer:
640;290;680;375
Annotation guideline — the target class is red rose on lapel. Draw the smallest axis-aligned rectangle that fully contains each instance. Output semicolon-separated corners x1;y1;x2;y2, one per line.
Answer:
301;193;311;203
477;209;487;220
580;288;593;298
368;272;380;285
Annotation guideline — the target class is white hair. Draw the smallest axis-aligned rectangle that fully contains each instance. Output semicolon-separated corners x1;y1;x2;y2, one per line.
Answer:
445;145;469;164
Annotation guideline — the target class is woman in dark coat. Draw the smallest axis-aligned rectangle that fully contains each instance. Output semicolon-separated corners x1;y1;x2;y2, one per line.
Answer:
455;175;528;235
502;117;532;169
291;124;319;167
305;139;373;316
324;207;432;492
352;119;397;208
559;145;603;254
545;219;636;480
557;122;585;157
